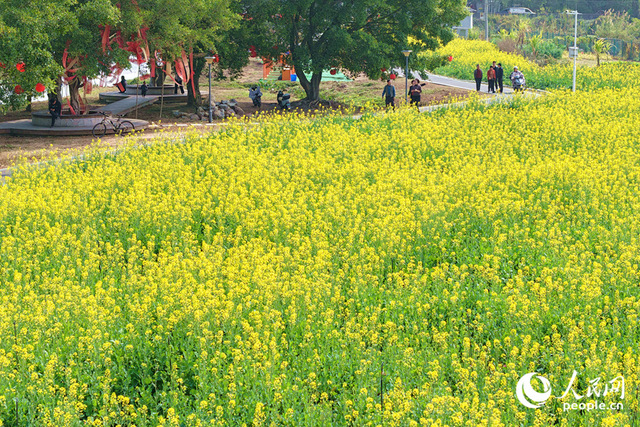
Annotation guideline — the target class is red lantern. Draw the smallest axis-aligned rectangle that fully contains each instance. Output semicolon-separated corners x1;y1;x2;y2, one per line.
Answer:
16;62;25;72
14;85;24;94
330;69;337;75
381;68;386;72
35;83;46;93
389;73;396;80
448;55;453;62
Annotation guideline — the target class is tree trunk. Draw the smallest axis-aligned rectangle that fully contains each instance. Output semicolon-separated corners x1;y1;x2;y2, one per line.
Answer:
187;58;206;107
69;77;82;114
296;69;322;101
153;67;166;87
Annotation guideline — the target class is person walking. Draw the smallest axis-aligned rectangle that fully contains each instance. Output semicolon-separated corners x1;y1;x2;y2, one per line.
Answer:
382;79;396;108
174;75;184;94
495;63;504;93
117;76;127;93
487;65;496;93
141;81;148;97
48;96;62;127
409;79;425;108
474;64;482;92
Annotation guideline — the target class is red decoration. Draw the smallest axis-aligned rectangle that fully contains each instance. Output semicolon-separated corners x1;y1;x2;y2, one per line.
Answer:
35;83;46;93
16;62;25;72
448;55;453;62
0;62;5;68
212;54;220;63
381;68;386;72
14;85;24;94
389;73;396;80
330;68;337;75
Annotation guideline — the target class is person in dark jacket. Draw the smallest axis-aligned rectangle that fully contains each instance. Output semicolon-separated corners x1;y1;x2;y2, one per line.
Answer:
474;64;482;92
382;79;396;108
495;62;504;93
118;76;127;93
141;81;148;97
48;96;62;127
409;79;426;108
174;75;184;94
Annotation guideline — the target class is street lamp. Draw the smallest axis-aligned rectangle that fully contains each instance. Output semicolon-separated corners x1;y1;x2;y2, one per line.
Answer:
205;56;215;122
566;10;580;92
402;50;412;104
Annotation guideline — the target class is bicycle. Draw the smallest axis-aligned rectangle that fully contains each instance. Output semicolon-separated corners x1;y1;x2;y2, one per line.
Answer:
92;112;135;138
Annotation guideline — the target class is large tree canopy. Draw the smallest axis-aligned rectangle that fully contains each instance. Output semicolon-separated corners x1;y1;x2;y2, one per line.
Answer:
0;0;68;111
242;0;468;100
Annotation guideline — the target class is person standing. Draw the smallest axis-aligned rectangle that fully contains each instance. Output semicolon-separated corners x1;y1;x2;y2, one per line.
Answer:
119;76;127;93
141;81;148;97
48;96;62;127
382;79;396;108
474;64;482;92
174;75;184;94
495;63;504;93
487;65;496;93
409;79;425;108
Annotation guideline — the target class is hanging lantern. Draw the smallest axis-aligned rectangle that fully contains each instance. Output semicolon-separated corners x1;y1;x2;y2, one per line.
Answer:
16;62;25;72
35;83;46;93
381;68;386;72
389;73;396;80
14;85;24;94
330;68;337;75
448;55;453;62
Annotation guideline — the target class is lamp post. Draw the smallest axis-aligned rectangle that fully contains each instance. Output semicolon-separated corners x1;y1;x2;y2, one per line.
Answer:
205;56;215;122
567;10;580;92
402;50;412;104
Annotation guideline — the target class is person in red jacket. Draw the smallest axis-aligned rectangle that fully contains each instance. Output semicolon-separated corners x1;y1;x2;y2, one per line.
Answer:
487;65;496;93
474;64;482;92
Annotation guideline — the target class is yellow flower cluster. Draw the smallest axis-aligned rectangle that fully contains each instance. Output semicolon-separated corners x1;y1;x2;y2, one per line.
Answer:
0;88;639;425
434;38;640;91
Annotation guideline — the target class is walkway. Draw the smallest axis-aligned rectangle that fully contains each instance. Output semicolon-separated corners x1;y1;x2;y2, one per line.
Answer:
426;73;514;95
97;95;159;115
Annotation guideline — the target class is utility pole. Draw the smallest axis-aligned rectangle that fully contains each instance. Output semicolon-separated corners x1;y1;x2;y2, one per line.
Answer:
485;0;490;41
567;10;580;92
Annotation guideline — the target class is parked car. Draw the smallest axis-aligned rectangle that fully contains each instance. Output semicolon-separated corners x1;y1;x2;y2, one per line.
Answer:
507;7;536;15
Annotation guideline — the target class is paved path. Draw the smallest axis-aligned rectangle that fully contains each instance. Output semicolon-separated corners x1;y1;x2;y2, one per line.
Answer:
426;73;514;95
97;95;159;115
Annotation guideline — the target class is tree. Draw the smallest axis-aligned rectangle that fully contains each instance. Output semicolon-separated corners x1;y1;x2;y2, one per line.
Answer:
592;37;612;66
0;0;66;111
241;0;468;101
50;0;130;113
136;0;240;107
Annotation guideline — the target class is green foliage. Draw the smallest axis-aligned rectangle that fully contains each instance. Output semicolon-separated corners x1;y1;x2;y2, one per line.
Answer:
521;38;564;61
414;51;450;72
241;0;468;100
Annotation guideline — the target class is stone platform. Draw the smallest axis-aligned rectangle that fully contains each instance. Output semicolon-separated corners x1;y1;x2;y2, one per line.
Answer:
0;118;149;136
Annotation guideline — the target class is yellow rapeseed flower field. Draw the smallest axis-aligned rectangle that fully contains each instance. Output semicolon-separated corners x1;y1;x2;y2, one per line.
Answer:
434;38;640;91
0;88;639;426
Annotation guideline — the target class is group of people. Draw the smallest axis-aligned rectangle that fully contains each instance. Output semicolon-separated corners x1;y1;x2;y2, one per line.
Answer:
382;78;426;108
474;62;526;93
